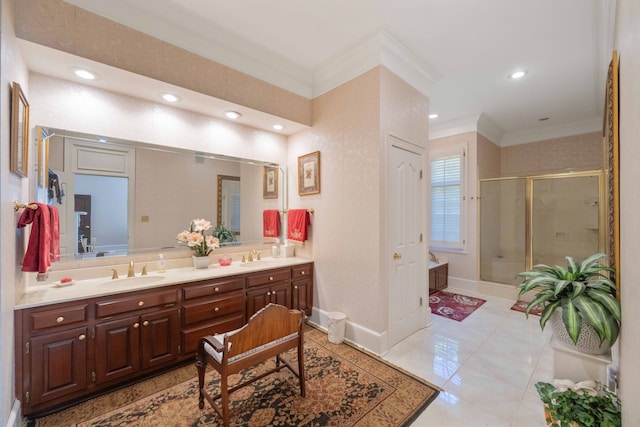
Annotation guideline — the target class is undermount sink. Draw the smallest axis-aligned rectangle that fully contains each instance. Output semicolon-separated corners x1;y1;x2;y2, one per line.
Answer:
100;275;165;287
239;260;277;267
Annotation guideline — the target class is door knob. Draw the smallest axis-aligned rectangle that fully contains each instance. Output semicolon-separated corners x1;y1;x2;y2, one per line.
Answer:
393;253;401;260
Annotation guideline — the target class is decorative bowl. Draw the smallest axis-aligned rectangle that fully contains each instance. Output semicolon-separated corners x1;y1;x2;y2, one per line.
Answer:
218;256;233;266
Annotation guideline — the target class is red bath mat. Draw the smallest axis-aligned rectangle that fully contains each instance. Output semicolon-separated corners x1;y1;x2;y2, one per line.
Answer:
429;291;486;322
510;300;543;316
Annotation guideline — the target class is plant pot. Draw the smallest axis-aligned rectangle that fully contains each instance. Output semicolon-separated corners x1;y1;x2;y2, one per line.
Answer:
192;255;210;269
549;310;611;355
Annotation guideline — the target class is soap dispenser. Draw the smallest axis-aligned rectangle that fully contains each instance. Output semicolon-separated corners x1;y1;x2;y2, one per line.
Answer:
157;253;166;273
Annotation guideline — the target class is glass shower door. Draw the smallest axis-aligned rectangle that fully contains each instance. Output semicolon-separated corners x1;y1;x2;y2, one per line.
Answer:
531;174;601;267
480;178;526;284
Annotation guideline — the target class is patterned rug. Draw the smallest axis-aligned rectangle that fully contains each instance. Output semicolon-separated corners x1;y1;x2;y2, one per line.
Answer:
429;290;486;322
510;300;543;316
29;326;439;426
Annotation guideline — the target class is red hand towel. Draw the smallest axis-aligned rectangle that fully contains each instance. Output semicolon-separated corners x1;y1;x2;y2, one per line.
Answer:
287;209;310;243
49;205;61;262
263;210;281;238
17;203;52;274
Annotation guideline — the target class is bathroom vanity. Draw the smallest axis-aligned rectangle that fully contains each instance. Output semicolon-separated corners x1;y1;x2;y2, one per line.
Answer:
14;258;313;416
428;261;448;294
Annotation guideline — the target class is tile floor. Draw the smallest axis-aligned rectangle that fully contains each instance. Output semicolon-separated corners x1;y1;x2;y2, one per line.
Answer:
383;288;552;427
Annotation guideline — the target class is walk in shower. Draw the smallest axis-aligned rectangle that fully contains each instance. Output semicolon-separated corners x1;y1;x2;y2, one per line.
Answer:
480;171;604;285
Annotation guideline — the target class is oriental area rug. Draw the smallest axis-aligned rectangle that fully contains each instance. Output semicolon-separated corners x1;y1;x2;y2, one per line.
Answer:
29;325;439;427
429;290;486;322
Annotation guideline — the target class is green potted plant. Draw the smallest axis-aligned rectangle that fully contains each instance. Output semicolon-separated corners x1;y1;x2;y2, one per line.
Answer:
536;380;621;427
212;224;237;244
517;253;620;354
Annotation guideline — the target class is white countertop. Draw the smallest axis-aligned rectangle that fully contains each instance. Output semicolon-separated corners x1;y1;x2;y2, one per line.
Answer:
16;256;312;309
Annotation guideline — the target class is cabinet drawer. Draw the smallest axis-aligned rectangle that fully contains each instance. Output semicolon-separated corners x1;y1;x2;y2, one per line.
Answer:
96;289;178;318
182;291;245;326
246;268;290;287
181;315;245;355
292;264;312;280
182;276;244;300
30;304;88;331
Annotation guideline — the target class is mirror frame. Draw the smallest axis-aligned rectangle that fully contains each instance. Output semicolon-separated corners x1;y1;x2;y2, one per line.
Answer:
604;50;620;287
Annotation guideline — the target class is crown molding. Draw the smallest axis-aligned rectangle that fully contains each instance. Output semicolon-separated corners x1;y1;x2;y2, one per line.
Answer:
312;30;441;98
429;114;482;141
476;113;504;145
499;118;603;147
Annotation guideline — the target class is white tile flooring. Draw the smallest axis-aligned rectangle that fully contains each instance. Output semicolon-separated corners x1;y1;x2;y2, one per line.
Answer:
383;288;552;427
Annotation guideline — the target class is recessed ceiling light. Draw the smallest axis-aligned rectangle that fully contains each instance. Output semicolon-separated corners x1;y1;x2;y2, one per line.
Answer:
272;124;284;130
70;67;99;80
161;93;180;103
429;113;439;119
509;70;528;79
225;111;241;119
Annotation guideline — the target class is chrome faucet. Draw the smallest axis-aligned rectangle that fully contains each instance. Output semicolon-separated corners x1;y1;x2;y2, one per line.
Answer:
248;249;257;262
128;261;135;277
429;252;438;263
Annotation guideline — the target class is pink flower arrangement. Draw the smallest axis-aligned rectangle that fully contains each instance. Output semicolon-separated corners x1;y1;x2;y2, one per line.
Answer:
176;218;220;257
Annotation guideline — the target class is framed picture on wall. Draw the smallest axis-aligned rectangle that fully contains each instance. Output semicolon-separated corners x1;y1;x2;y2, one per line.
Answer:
263;165;279;199
11;82;29;178
298;151;320;196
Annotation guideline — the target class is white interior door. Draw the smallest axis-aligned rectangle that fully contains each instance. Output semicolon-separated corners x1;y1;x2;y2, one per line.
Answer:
388;141;425;346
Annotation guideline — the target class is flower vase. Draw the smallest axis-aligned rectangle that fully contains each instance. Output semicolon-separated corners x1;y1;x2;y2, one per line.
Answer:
192;255;210;269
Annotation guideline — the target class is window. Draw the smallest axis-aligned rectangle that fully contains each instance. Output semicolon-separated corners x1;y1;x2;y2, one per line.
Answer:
430;145;466;251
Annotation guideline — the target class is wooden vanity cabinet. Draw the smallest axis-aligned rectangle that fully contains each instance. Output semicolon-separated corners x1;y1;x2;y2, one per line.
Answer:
246;268;292;317
94;289;179;386
429;263;449;294
291;263;313;316
180;275;246;357
16;261;314;416
15;302;90;413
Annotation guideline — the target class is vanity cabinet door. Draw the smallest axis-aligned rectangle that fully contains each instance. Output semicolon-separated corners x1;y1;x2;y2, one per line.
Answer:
291;263;313;316
246;282;291;317
28;326;88;407
95;315;141;385
292;278;312;316
140;308;179;370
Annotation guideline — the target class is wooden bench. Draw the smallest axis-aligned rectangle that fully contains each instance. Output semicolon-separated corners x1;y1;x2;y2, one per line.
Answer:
195;303;305;427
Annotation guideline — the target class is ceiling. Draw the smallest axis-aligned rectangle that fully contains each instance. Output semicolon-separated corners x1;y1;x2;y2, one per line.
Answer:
54;0;615;146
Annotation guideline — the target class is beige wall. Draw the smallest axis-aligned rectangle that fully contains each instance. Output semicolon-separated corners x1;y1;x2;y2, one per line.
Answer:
614;0;640;423
1;0;30;423
477;133;501;179
500;131;602;176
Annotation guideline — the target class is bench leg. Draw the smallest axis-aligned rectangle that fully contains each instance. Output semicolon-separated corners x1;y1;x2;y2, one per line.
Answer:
196;355;206;409
221;373;230;427
298;341;306;397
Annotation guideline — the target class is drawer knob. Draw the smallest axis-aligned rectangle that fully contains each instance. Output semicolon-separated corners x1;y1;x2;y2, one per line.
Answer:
301;271;305;275
143;321;149;327
138;301;144;307
294;285;298;290
269;276;274;281
56;316;64;324
266;291;271;296
214;287;220;292
133;322;140;329
214;307;220;312
78;334;86;341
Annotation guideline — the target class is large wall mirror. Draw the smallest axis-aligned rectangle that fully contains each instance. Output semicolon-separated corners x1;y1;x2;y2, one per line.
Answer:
36;127;282;263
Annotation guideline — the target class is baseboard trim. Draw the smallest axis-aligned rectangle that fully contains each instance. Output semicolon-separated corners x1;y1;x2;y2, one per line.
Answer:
6;399;22;427
309;307;387;355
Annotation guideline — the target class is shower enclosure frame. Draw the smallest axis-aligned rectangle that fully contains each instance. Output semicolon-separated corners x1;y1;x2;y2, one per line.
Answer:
479;169;606;283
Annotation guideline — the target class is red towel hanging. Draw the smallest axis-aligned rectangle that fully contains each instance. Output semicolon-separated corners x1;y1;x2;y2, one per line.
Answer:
287;209;310;243
263;210;281;238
